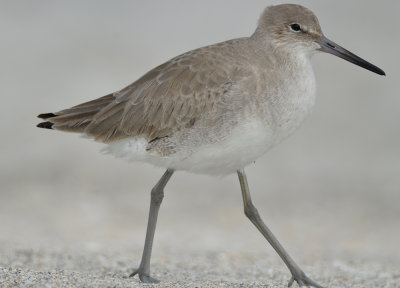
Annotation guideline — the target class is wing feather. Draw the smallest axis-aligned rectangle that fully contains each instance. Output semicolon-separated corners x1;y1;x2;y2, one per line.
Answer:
39;40;249;143
85;45;240;142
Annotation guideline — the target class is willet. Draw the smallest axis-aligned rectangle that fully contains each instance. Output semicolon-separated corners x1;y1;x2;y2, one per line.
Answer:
37;4;385;287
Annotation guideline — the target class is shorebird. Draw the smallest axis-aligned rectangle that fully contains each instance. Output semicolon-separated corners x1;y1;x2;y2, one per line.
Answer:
37;4;385;287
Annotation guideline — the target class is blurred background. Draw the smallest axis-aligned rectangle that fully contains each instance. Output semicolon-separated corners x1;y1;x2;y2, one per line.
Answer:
0;0;399;286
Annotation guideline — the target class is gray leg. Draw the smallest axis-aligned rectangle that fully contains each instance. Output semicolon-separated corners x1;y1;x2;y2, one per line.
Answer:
130;169;174;283
237;169;323;288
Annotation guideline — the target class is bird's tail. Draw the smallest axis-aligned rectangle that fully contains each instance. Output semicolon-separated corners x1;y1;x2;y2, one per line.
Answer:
36;94;115;133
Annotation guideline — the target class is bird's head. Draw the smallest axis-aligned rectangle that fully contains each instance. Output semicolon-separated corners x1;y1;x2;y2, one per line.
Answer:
253;4;385;75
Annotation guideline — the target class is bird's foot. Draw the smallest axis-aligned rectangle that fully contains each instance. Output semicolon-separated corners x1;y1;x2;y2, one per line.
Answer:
288;270;323;288
129;268;160;283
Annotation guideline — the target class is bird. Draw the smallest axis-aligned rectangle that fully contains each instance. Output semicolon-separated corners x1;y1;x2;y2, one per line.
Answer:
36;4;385;288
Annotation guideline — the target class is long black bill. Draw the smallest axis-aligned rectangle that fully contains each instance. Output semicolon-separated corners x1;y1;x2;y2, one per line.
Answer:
317;36;385;76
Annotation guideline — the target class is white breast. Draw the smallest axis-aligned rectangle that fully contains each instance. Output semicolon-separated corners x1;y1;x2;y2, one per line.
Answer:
266;53;317;145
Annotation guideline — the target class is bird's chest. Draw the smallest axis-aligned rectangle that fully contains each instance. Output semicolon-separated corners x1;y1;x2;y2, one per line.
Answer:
258;62;317;144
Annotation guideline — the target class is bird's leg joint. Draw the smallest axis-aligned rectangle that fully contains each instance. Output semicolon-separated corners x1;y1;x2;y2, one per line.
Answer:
244;202;260;221
151;186;164;206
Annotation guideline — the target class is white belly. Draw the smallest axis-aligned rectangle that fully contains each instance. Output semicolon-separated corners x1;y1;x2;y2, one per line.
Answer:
105;119;274;176
168;119;274;175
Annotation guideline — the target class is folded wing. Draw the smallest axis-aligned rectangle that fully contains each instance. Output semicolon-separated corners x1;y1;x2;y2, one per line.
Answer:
38;44;240;143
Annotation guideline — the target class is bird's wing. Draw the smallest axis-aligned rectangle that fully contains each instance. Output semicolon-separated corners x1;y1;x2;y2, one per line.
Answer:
84;45;241;143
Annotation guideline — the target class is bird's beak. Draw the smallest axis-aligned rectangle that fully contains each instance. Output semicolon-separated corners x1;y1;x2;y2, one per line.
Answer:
316;36;385;76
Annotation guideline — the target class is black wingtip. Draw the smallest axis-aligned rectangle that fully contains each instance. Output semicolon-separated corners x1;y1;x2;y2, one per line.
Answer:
37;122;54;129
38;113;56;119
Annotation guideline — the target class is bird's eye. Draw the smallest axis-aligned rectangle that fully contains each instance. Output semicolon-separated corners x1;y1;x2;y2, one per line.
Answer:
290;24;301;32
